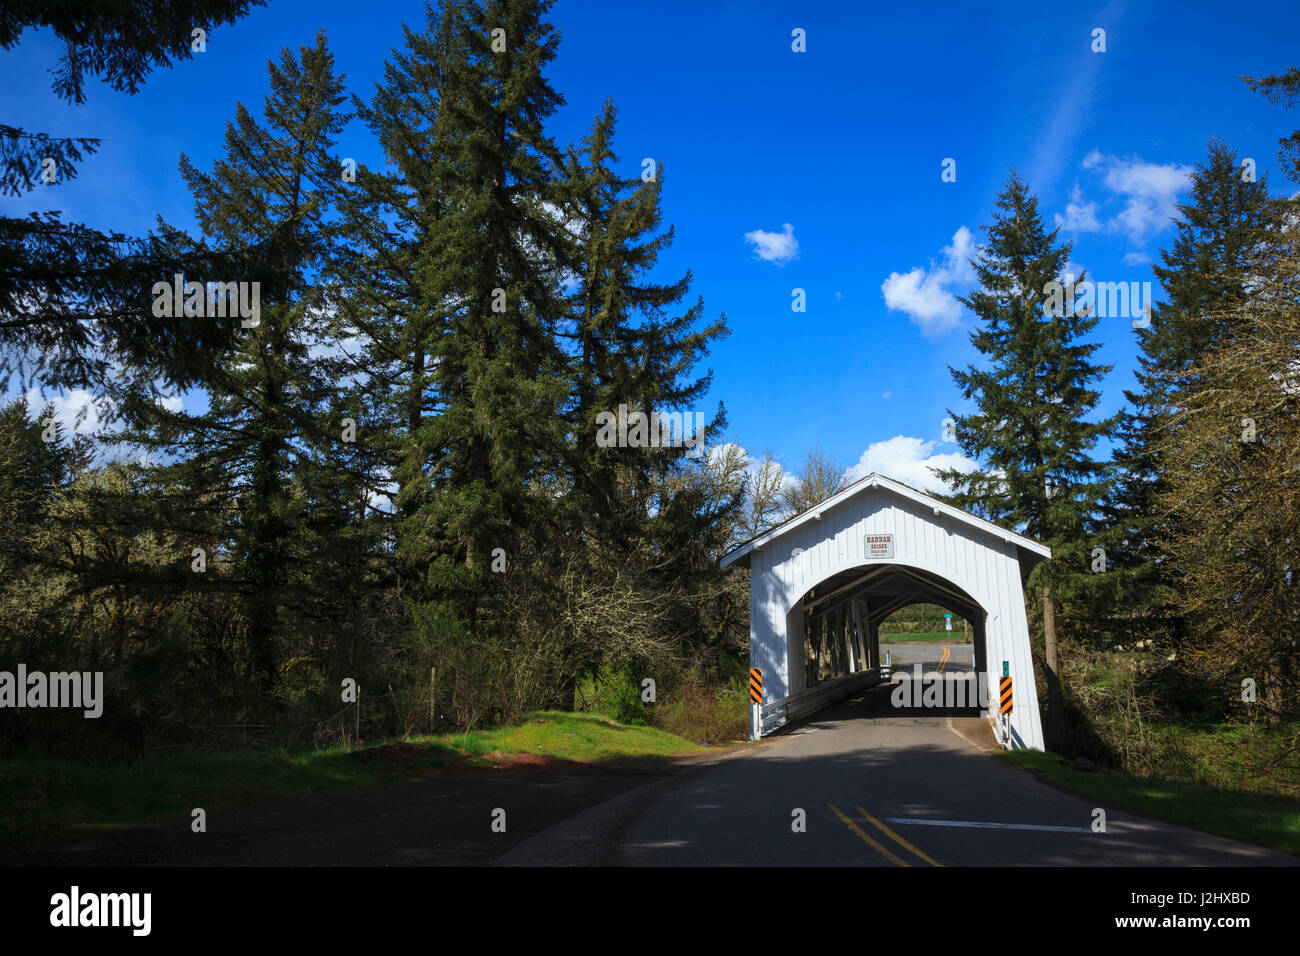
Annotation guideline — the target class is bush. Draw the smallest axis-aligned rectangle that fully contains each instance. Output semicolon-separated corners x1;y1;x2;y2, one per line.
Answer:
652;671;749;744
578;664;651;726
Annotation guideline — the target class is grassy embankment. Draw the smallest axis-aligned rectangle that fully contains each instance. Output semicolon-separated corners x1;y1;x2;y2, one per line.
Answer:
0;711;703;851
1004;722;1300;855
880;632;972;644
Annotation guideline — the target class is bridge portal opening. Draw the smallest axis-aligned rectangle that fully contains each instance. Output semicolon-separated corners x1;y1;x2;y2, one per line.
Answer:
790;562;989;699
785;561;987;717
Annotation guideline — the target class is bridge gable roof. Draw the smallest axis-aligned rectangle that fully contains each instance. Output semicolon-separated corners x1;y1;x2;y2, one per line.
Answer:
719;473;1051;570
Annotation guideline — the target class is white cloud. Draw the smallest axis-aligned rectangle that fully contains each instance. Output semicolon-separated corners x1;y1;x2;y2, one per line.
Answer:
743;222;798;264
1054;184;1101;233
23;387;106;438
880;226;976;337
1122;251;1148;266
1060;152;1193;246
844;435;977;495
1061;260;1087;283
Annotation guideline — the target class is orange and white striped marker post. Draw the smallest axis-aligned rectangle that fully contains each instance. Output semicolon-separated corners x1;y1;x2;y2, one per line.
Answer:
999;661;1013;744
749;668;762;740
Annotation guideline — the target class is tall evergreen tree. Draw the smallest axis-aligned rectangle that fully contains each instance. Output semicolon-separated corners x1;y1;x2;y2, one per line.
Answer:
556;101;728;544
551;100;733;692
115;32;351;691
1153;219;1300;725
932;171;1119;747
388;0;571;634
1150;69;1300;724
326;2;467;599
1100;140;1272;637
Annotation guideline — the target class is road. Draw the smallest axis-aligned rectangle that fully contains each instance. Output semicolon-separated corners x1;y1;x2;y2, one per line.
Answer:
603;684;1294;865
881;640;977;674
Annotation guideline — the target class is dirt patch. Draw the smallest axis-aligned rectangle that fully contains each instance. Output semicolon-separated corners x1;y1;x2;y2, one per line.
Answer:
353;742;453;773
485;751;577;769
6;751;707;866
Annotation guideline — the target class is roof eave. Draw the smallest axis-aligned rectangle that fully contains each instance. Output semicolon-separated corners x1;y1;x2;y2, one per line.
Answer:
717;473;1051;567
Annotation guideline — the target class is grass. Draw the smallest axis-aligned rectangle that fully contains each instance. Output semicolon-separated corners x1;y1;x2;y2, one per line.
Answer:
1115;720;1300;797
0;711;701;853
426;710;702;763
880;632;972;644
1003;748;1300;856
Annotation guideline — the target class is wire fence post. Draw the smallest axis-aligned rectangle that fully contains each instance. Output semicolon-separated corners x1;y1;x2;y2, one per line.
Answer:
430;667;436;735
355;686;361;745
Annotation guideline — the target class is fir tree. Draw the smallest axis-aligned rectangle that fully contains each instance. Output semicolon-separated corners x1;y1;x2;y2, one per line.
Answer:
325;2;470;598
932;171;1119;747
556;101;728;546
404;0;571;633
116;32;351;691
1100;140;1272;637
1149;69;1300;724
551;100;733;693
0;0;266;394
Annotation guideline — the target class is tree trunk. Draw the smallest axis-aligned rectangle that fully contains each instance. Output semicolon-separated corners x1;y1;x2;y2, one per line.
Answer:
1264;658;1284;729
1042;584;1063;748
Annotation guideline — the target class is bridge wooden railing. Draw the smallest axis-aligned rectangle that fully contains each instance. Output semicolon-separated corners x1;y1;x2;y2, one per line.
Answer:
753;668;883;739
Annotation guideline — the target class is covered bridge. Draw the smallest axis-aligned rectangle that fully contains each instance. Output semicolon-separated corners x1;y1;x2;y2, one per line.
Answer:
720;473;1049;750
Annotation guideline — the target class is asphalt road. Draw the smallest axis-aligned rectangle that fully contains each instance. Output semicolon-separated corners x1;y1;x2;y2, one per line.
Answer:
602;684;1297;866
881;640;977;674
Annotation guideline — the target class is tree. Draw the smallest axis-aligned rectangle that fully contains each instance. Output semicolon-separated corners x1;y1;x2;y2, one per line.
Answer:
115;32;352;691
736;449;786;543
1152;69;1300;725
0;1;266;103
0;397;91;583
545;98;733;696
417;0;576;633
556;100;727;551
1100;140;1273;638
325;0;469;597
781;446;847;517
1153;215;1299;725
0;0;267;394
1244;67;1300;183
932;171;1119;748
336;0;573;636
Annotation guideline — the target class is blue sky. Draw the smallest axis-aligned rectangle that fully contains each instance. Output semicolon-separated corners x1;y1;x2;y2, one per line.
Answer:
4;0;1299;491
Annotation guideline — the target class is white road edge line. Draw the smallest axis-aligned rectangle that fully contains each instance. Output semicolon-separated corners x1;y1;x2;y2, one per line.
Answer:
944;716;990;751
884;818;1098;834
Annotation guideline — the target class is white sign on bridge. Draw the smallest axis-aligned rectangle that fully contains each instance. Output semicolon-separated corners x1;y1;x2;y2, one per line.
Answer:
865;533;894;559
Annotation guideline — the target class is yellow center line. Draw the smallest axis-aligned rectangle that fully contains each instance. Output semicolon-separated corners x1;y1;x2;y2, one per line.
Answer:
856;806;945;867
828;804;910;867
937;646;950;673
